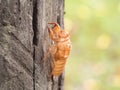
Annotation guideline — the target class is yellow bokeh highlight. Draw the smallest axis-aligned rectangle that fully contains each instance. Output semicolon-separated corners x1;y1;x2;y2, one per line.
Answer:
91;1;107;17
77;5;91;20
83;79;99;90
96;34;111;50
118;3;120;12
112;66;120;87
112;74;120;87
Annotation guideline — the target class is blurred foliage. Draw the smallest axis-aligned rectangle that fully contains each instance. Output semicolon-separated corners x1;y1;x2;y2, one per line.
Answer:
64;0;120;90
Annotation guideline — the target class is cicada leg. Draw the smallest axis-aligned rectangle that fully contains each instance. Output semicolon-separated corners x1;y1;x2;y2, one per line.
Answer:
40;45;57;81
40;44;57;63
48;22;60;29
49;58;55;80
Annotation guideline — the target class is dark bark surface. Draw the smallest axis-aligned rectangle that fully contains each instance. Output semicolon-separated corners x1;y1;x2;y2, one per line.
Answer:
0;0;64;90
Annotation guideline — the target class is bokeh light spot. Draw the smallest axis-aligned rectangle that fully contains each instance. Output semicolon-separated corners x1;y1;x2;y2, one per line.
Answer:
96;34;111;50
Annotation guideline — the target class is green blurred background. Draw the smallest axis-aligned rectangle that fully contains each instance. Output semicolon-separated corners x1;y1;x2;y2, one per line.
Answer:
64;0;120;90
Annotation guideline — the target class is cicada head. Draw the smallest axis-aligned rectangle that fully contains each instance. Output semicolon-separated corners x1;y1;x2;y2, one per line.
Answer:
47;22;61;41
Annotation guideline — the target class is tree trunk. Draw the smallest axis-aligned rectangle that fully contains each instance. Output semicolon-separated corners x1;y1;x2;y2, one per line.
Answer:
0;0;64;90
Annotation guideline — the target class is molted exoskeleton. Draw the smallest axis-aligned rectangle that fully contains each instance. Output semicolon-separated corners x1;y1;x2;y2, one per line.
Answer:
47;22;72;76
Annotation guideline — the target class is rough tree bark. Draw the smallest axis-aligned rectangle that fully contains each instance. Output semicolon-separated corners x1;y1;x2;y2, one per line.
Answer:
0;0;64;90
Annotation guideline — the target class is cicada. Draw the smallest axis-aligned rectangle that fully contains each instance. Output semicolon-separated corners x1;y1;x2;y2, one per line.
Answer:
47;22;72;77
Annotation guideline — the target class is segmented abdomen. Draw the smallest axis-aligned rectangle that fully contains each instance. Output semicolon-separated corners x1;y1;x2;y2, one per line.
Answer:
51;59;66;76
51;39;71;76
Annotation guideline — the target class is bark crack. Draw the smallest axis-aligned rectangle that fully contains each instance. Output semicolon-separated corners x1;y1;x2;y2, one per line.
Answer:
32;0;38;90
32;0;38;46
33;47;35;90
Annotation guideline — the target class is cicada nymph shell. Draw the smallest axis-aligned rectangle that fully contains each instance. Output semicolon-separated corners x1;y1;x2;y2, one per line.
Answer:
47;22;72;76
